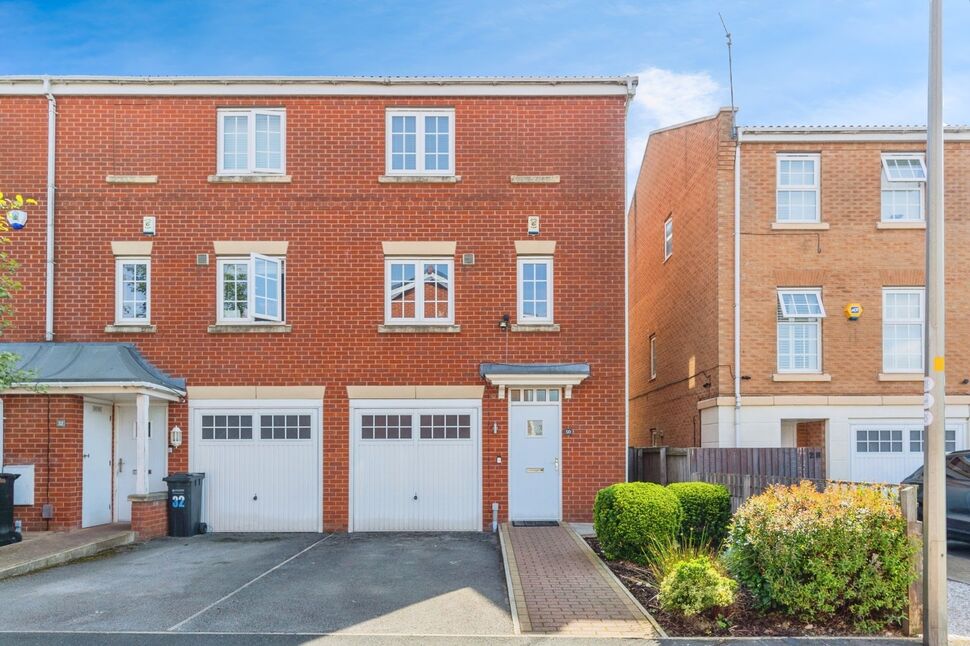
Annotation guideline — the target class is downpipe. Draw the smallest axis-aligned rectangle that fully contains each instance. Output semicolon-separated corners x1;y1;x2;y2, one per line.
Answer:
43;77;56;342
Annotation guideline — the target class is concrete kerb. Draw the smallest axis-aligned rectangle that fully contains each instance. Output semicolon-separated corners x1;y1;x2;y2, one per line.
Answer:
498;523;528;633
562;523;668;638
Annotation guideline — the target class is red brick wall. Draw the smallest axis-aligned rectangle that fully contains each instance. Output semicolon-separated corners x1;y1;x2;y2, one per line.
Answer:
795;420;825;447
1;395;84;530
628;109;735;447
130;497;167;540
0;93;627;529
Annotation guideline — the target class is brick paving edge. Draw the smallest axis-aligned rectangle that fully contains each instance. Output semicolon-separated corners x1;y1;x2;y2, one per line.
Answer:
563;523;668;638
498;523;525;634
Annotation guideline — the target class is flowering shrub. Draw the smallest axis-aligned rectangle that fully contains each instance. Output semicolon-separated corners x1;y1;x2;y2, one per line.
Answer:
594;482;682;564
659;555;737;616
667;482;731;545
724;481;916;631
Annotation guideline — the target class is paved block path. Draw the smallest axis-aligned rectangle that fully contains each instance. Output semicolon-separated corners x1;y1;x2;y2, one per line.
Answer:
502;523;660;638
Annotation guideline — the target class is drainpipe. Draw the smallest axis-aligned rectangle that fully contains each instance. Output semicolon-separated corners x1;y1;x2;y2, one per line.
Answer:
733;130;743;447
43;77;56;342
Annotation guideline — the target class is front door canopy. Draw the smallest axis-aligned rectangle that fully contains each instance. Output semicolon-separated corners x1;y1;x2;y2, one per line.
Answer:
479;362;590;399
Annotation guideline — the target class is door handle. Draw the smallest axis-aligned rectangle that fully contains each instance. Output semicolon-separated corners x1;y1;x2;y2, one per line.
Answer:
117;457;124;474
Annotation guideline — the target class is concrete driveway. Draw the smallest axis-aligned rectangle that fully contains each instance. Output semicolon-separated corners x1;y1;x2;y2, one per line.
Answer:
0;532;513;638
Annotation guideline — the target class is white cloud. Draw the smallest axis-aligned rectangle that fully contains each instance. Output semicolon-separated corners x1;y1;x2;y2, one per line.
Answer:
626;68;723;202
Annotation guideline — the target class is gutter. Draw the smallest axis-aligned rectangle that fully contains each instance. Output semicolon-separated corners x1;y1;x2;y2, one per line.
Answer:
733;130;742;447
43;77;56;342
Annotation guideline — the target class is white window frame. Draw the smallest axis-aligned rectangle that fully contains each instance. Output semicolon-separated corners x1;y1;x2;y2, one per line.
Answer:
216;108;287;175
663;217;673;260
882;287;925;373
881;153;926;222
384;257;455;325
216;254;285;324
776;288;825;373
649;334;657;380
114;257;151;324
385;108;456;176
776;153;821;223
516;256;554;325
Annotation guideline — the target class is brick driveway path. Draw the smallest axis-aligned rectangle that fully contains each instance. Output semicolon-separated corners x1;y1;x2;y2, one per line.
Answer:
501;523;660;638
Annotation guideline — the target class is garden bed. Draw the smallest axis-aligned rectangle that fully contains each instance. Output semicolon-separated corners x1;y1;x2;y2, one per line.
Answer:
585;537;904;638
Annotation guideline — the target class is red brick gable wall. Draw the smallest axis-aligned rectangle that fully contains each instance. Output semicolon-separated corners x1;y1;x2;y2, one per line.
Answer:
0;93;627;530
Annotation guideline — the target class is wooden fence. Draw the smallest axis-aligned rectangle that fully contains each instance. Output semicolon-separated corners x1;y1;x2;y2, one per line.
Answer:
628;446;824;485
691;472;897;512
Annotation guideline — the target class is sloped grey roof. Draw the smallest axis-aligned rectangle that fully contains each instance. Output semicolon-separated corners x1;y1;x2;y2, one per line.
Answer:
479;362;590;377
0;342;185;393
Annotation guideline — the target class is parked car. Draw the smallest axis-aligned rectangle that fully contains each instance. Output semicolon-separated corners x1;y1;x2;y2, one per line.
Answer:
901;450;970;543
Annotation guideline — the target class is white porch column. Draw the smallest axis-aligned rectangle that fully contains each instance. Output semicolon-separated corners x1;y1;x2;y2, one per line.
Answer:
135;393;150;495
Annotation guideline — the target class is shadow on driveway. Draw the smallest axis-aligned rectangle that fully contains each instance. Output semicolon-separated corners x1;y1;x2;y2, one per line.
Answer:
0;532;513;637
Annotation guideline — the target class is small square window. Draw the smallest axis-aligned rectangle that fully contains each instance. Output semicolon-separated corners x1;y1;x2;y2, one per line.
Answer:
385;109;455;176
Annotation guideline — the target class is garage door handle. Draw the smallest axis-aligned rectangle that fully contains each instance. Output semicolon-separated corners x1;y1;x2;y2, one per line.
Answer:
413;494;418;501
253;494;258;501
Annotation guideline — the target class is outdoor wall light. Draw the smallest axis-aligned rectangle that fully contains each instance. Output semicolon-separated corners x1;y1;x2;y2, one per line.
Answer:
499;313;510;330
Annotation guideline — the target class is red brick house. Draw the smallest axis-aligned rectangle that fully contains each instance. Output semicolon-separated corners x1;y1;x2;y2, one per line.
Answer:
0;75;635;536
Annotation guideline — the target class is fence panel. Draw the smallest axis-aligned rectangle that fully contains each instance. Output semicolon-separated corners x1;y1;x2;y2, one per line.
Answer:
629;446;825;485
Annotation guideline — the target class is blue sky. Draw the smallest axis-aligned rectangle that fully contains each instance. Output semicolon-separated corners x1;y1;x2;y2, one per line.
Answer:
2;0;968;190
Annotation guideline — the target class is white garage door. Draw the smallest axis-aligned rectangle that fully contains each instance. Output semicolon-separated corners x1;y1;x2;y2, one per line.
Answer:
351;402;480;531
191;405;321;532
851;422;964;484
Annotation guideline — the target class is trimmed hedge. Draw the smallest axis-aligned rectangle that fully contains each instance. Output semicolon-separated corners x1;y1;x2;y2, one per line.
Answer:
667;482;731;545
725;481;916;632
593;482;682;564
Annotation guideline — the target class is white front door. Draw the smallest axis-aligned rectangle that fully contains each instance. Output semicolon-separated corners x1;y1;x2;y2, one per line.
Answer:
191;404;322;532
508;388;561;522
115;405;169;522
850;421;965;483
351;401;481;531
82;401;113;527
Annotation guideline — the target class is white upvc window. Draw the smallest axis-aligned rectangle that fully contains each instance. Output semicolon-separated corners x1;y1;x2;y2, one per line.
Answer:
663;217;673;260
385;108;455;176
385;258;454;324
217;254;284;323
777;289;825;373
881;153;926;222
649;334;657;379
115;258;150;324
217;108;286;175
883;288;924;372
517;257;554;324
776;154;820;222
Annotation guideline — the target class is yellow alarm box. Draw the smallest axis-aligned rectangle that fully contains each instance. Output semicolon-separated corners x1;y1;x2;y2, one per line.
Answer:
844;303;863;320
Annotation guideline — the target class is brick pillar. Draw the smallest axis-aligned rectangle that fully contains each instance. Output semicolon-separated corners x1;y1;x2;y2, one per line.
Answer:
128;493;168;540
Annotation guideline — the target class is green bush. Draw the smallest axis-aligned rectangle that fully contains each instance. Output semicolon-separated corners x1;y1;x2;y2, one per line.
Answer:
659;556;737;616
724;481;917;631
593;482;682;564
667;482;731;545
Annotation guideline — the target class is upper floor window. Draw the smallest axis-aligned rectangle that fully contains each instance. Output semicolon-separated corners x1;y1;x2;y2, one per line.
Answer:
881;154;926;222
777;288;825;372
776;154;820;223
217;254;284;323
663;217;673;260
517;257;554;324
115;258;150;324
217;109;286;175
385;258;454;324
649;334;657;379
883;288;924;372
385;108;455;176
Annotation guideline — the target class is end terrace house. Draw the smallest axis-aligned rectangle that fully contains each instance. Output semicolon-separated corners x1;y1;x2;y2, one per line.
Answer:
0;75;635;535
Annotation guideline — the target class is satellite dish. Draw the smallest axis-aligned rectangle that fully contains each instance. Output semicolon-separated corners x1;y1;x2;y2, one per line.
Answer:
6;210;27;230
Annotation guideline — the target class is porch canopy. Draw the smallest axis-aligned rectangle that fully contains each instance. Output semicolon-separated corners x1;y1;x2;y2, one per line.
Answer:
0;342;185;400
479;362;590;399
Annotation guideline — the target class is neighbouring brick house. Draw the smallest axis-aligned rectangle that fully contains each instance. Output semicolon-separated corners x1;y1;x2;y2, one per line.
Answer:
0;75;635;535
629;107;969;483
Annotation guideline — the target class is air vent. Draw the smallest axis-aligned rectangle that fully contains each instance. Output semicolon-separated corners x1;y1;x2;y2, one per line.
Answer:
196;253;210;266
462;253;476;266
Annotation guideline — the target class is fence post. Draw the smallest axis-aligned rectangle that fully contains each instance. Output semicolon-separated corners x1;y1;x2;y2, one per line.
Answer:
741;474;752;504
899;485;923;637
659;447;668;485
